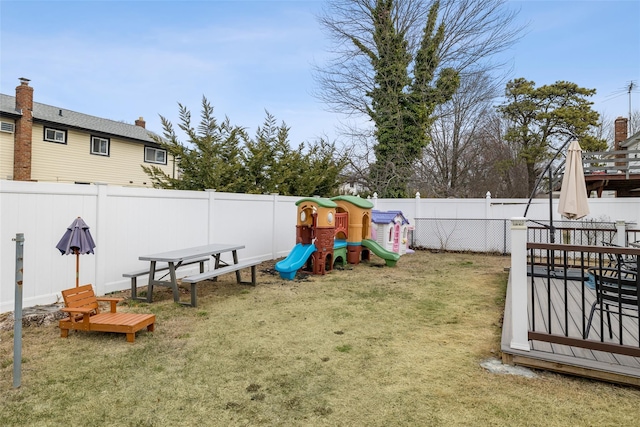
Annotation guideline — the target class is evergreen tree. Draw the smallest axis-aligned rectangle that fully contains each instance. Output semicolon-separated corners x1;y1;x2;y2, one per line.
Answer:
498;78;607;195
242;112;347;196
143;96;245;191
144;103;347;197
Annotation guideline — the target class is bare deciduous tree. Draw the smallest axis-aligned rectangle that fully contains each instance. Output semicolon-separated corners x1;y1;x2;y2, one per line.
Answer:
414;70;502;197
315;0;522;117
314;0;524;195
596;110;640;149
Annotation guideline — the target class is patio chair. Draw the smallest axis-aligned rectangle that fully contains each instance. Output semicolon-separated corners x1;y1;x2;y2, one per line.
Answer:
602;242;637;271
584;267;640;340
59;284;155;343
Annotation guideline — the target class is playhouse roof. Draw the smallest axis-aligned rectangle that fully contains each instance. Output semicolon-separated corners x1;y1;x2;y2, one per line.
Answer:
295;197;337;208
330;195;374;209
371;210;410;225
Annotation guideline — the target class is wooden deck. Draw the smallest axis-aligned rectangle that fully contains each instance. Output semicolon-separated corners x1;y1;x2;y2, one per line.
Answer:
501;273;640;386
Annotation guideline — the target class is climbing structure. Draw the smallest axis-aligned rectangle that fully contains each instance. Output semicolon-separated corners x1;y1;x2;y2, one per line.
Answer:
296;197;337;275
275;195;401;280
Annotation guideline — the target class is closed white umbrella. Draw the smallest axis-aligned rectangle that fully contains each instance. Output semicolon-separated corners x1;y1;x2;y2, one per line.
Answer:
557;140;590;220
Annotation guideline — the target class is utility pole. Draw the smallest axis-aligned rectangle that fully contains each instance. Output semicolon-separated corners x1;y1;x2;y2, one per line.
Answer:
629;81;636;134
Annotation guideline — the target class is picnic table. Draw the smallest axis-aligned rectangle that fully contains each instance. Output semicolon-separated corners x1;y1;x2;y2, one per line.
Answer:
128;243;259;307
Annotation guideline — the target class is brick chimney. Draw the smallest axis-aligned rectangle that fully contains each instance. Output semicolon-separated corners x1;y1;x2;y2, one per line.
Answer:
614;116;629;167
135;116;146;129
614;116;628;150
13;77;34;181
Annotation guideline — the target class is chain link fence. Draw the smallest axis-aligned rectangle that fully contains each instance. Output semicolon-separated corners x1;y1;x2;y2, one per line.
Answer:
411;218;626;255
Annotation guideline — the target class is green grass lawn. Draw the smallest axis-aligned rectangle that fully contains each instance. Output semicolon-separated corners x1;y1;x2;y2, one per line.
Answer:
1;250;639;426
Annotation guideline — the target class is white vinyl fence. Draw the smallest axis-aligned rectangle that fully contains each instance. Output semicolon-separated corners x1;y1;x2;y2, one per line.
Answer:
0;181;299;313
2;181;640;313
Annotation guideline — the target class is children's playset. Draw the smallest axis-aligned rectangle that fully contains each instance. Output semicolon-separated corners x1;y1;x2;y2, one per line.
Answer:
275;195;411;280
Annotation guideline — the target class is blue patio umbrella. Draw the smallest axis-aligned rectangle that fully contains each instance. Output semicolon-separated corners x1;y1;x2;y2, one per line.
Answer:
56;217;96;287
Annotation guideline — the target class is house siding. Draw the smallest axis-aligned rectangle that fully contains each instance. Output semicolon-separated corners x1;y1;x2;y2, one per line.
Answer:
31;124;174;186
0;120;15;179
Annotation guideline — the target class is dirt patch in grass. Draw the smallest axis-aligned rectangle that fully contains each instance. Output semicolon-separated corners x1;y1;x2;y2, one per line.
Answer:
1;251;640;426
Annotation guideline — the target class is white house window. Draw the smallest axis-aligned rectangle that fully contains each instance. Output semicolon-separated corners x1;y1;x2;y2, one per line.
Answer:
91;136;110;156
144;146;167;164
0;121;15;133
44;127;66;144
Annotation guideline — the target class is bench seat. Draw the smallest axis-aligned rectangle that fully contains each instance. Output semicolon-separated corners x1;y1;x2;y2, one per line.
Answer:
123;256;210;301
180;260;261;307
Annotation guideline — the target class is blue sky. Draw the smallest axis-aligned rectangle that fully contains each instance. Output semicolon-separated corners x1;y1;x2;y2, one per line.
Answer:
1;0;639;146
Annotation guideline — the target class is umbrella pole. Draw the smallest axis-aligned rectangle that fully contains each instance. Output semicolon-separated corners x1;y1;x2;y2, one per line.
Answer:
75;249;79;287
549;167;556;274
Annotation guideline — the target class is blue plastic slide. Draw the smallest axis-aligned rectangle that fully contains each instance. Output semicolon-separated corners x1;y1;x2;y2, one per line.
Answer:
275;243;317;280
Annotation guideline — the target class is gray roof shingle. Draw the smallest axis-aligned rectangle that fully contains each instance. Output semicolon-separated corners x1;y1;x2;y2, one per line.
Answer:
0;93;160;145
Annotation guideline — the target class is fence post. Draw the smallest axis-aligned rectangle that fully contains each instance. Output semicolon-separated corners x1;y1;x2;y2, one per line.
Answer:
485;192;491;252
412;192;421;248
616;219;626;246
510;217;531;351
485;191;491;218
272;193;279;259
206;189;216;245
503;220;508;255
94;183;108;295
372;192;378;209
13;233;24;388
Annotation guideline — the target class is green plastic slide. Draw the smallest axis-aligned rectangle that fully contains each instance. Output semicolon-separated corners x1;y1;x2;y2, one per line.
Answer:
361;239;400;267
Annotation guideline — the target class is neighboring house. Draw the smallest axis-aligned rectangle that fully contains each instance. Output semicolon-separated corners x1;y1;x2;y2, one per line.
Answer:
338;174;368;196
583;117;640;197
621;129;640;149
621;127;640;183
0;78;174;187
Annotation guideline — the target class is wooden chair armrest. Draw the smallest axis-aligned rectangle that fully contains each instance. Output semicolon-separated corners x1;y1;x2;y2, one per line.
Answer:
96;297;124;302
97;297;123;313
61;306;94;314
61;307;93;322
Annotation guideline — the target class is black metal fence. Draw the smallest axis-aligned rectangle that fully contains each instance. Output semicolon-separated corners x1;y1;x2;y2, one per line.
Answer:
527;242;640;356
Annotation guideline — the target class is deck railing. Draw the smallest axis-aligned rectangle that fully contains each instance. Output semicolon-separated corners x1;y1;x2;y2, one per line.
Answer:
503;218;640;384
582;149;640;179
518;240;640;357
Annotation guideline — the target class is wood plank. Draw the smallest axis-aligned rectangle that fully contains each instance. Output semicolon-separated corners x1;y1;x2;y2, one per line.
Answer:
510;354;640;387
537;277;626;364
549;278;605;362
91;313;154;327
531;277;576;358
